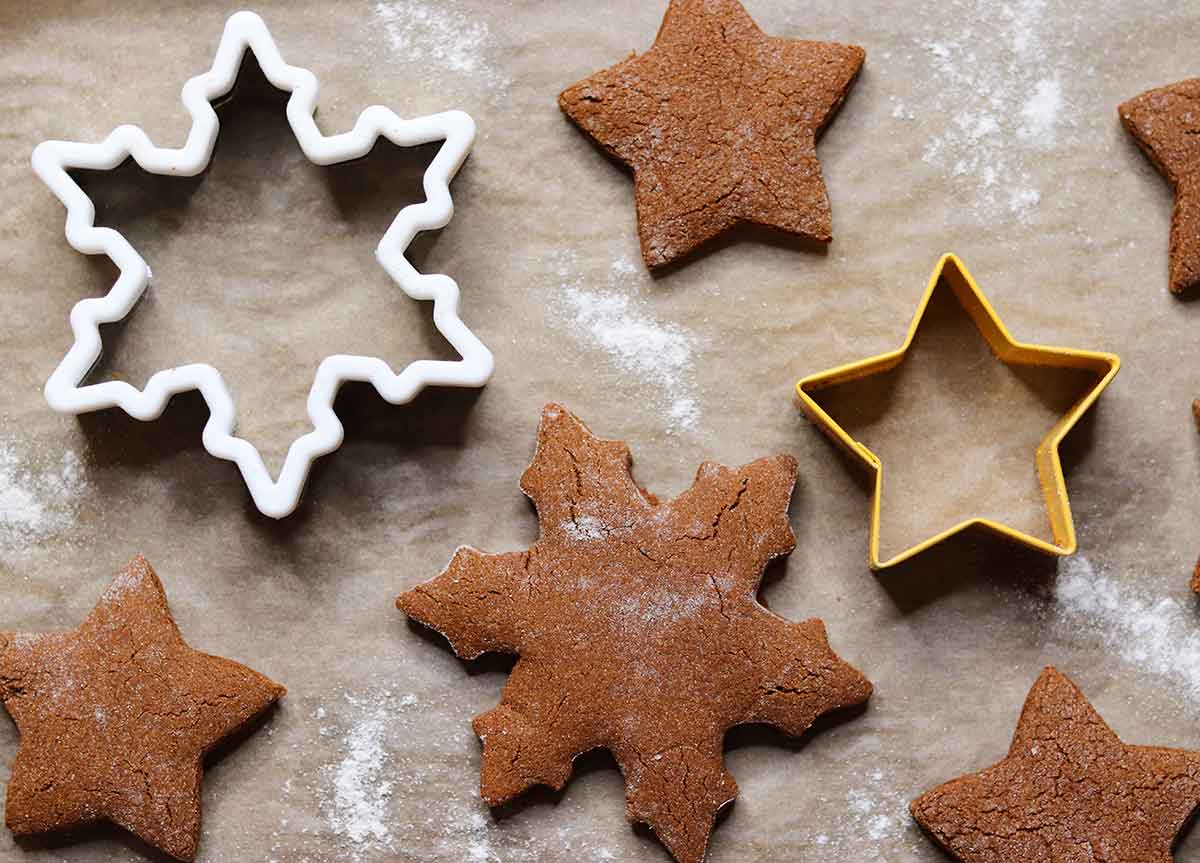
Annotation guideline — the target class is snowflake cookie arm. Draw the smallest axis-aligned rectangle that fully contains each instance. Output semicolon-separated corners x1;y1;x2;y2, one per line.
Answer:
519;404;655;541
396;547;528;659
742;616;873;735
472;661;600;806
666;455;797;582
616;737;739;863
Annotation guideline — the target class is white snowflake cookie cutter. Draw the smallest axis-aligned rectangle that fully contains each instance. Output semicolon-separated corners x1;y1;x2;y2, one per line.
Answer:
33;10;493;518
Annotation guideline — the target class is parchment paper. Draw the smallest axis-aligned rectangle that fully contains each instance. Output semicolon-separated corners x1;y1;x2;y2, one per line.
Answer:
2;1;1199;861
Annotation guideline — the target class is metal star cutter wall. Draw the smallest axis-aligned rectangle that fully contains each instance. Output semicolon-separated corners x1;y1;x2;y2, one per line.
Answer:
32;10;494;518
795;254;1120;570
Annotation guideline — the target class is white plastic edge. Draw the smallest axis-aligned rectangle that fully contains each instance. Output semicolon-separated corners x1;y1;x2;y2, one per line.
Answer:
32;9;494;519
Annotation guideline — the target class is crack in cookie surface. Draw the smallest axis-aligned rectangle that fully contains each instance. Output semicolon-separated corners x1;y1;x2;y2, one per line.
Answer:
1120;79;1200;295
398;404;871;863
911;667;1200;863
0;556;285;861
558;0;864;269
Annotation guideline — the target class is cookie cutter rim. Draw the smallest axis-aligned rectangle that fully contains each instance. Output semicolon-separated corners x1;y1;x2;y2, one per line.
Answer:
794;253;1121;570
32;10;494;519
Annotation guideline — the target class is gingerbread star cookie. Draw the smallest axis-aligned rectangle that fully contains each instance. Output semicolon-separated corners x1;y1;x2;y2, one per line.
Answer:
398;404;872;863
1120;79;1200;294
0;555;285;861
911;667;1200;863
558;0;865;269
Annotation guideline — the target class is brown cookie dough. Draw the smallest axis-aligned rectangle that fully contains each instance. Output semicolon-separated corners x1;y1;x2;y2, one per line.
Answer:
397;404;872;863
1193;400;1200;593
558;0;864;270
1120;80;1200;295
0;555;285;861
911;667;1200;863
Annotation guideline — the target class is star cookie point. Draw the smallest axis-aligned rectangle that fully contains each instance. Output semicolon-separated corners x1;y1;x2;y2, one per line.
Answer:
1120;78;1200;295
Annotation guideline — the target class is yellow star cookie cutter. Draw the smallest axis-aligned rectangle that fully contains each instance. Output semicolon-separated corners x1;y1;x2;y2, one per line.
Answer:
794;254;1120;570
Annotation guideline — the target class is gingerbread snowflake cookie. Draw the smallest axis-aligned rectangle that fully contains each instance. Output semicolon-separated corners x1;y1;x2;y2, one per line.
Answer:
0;556;285;861
558;0;864;270
911;667;1200;863
1120;79;1200;295
398;404;872;863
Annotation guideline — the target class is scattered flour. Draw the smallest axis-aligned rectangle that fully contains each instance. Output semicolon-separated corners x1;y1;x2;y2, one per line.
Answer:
916;0;1071;222
466;812;496;862
295;690;577;862
373;1;509;93
0;450;44;534
556;252;701;434
813;767;917;857
0;443;86;541
846;769;907;845
668;397;699;431
1056;555;1200;701
563;290;691;389
327;707;395;852
610;257;638;278
1019;78;1065;144
890;97;915;121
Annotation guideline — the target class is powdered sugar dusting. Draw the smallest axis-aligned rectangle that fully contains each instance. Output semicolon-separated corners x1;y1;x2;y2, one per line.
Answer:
466;812;495;861
0;452;44;534
327;699;395;852
1019;78;1064;144
1055;556;1200;701
563;289;690;389
0;442;87;541
102;561;150;601
373;1;509;93
813;767;918;857
613;584;712;628
560;514;608;541
668;397;699;431
917;0;1070;222
556;252;701;434
262;689;592;862
610;257;638;278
